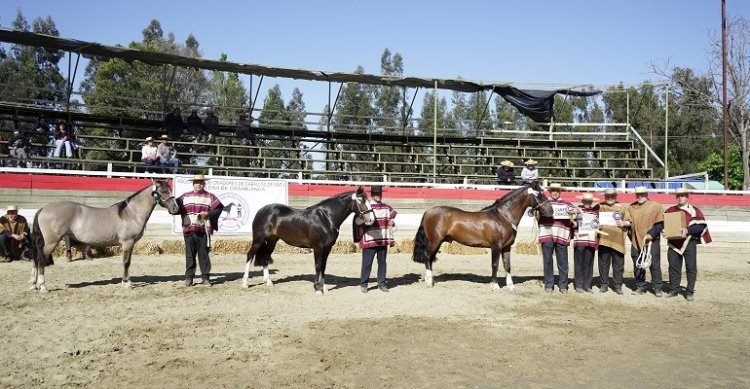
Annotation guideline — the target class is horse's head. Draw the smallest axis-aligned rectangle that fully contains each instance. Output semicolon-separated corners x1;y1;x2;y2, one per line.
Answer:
352;186;375;225
152;179;179;214
527;182;553;217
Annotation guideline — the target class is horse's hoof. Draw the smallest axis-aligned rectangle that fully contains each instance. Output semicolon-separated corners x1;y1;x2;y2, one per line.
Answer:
490;282;501;292
314;290;323;296
121;281;133;290
241;280;249;289
38;285;48;293
28;284;39;291
507;286;516;292
265;279;274;287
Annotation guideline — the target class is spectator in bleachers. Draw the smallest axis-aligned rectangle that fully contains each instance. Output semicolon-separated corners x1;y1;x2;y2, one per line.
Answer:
53;120;77;158
141;136;159;172
8;130;30;168
521;159;538;184
157;134;180;174
186;109;203;141
164;107;184;140
235;112;255;146
203;109;219;142
33;115;50;135
496;160;516;185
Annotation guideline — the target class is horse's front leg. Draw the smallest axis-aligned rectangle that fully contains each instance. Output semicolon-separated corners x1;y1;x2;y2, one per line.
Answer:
121;242;135;289
490;247;501;291
242;240;262;288
424;260;434;287
28;265;37;289
502;248;515;291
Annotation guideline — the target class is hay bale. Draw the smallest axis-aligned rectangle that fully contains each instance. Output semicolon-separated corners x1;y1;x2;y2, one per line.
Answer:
394;239;414;254
160;239;185;255
514;242;541;255
211;239;250;255
441;242;487;255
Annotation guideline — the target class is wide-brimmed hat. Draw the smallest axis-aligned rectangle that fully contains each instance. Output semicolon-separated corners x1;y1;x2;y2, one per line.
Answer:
189;174;209;181
160;134;169;140
371;185;383;195
500;160;513;167
675;188;689;196
145;136;154;142
577;193;599;202
603;188;618;196
547;183;562;191
634;186;649;195
6;205;18;211
525;159;538;166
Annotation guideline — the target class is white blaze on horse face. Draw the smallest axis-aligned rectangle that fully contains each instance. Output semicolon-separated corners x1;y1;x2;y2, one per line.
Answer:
527;188;539;196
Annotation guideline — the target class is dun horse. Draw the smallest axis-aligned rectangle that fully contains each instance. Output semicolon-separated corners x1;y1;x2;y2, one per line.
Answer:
242;187;374;294
412;182;553;290
30;180;179;291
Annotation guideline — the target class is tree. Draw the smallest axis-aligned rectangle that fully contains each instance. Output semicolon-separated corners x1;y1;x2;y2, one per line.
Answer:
284;87;306;129
654;16;750;189
699;145;743;189
373;49;402;133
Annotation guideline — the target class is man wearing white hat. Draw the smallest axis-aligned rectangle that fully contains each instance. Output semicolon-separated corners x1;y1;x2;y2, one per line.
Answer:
496;160;516;185
623;186;664;297
175;174;224;287
664;188;711;302
157;135;180;174
538;183;574;294
572;193;599;293
0;206;30;262
520;159;539;185
598;188;629;294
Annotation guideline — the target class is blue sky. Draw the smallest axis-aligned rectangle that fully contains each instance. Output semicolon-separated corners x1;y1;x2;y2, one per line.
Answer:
1;0;748;115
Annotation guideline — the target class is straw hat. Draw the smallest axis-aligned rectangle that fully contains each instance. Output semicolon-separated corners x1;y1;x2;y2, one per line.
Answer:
145;136;153;142
675;188;689;196
547;183;562;191
160;134;169;140
189;174;209;181
603;188;618;196
525;159;538;166
500;160;514;167
634;186;649;195
577;193;599;202
6;205;18;211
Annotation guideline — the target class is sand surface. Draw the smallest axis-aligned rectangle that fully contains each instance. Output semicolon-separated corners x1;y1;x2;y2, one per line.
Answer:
1;248;748;388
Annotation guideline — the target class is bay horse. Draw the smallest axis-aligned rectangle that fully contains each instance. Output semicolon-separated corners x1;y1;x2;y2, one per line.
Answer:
242;186;375;295
30;180;179;291
412;182;553;291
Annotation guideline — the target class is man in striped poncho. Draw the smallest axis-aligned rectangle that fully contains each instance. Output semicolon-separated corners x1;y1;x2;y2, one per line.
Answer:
353;186;397;293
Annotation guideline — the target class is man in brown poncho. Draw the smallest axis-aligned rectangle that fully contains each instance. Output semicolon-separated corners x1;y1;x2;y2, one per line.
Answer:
0;205;31;262
622;187;664;297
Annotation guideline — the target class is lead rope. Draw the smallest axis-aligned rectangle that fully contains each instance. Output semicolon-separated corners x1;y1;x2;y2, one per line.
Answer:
635;241;652;269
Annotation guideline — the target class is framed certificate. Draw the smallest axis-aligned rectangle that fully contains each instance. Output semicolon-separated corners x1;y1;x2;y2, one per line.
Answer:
552;203;575;219
598;211;623;226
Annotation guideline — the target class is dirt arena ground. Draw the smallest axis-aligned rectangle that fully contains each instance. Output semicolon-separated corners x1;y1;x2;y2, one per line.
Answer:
1;248;748;388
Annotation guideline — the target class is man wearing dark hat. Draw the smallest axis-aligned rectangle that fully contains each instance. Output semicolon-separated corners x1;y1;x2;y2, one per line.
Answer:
597;188;629;294
164;107;184;140
0;206;30;262
353;185;397;293
175;174;224;287
664;188;711;302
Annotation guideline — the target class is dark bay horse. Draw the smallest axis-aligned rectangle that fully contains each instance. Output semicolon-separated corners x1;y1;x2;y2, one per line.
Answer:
242;186;374;294
412;182;553;290
30;180;179;291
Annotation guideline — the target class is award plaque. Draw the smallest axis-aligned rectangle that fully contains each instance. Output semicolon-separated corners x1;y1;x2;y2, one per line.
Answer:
598;211;622;226
552;204;572;219
577;213;598;237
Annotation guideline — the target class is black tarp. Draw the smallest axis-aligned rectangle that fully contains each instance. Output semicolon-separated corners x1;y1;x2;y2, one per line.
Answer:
493;86;601;123
0;28;601;124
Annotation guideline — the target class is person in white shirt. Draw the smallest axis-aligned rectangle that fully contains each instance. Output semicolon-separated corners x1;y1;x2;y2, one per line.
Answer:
141;136;158;172
521;159;539;184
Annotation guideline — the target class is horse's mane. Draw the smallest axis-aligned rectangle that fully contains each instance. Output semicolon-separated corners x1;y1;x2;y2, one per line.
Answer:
480;185;533;211
309;190;355;209
113;184;152;216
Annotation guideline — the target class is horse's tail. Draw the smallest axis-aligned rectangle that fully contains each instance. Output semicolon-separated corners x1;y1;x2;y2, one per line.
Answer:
32;209;54;267
251;241;275;267
412;222;431;263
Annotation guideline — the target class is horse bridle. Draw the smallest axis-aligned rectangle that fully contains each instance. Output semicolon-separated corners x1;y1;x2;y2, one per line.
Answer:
151;183;175;207
352;193;375;218
528;189;549;211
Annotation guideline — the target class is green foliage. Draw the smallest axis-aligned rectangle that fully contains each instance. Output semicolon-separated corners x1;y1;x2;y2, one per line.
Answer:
373;49;402;132
698;145;743;190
